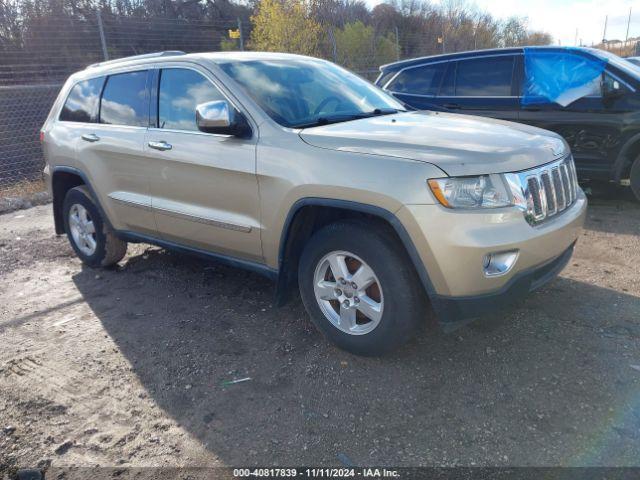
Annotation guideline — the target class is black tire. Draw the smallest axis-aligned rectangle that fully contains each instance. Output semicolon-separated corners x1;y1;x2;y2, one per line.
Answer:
298;219;426;356
631;157;640;202
62;186;127;268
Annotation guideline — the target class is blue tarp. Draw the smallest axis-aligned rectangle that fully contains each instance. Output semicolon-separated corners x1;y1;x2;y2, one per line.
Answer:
521;47;608;107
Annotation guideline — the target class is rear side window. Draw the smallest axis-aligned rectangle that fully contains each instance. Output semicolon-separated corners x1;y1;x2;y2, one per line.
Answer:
59;77;105;123
388;63;447;95
455;56;514;96
100;71;148;126
158;68;226;131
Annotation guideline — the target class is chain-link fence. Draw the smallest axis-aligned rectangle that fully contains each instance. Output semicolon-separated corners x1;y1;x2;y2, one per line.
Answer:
0;13;250;199
0;12;397;201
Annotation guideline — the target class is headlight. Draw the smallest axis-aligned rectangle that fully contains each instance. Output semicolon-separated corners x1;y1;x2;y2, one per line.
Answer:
428;174;512;209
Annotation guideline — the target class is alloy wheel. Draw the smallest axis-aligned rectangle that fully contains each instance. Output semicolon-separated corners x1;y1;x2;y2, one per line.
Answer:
68;203;97;256
313;250;384;335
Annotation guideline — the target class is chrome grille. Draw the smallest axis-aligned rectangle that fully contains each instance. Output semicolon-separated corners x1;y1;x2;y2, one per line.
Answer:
505;155;579;226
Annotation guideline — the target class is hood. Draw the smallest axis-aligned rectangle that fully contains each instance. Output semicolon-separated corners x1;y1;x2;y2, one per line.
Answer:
299;111;567;177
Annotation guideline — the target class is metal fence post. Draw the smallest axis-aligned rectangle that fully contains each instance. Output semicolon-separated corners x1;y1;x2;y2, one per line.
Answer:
237;18;245;51
328;27;337;62
96;10;109;61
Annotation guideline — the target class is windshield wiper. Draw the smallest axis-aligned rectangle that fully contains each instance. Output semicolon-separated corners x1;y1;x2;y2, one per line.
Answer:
292;108;402;129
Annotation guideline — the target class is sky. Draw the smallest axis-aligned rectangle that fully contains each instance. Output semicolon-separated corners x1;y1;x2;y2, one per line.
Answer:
364;0;639;47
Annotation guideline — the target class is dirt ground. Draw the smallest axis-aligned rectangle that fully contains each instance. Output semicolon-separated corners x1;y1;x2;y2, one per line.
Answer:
1;187;639;474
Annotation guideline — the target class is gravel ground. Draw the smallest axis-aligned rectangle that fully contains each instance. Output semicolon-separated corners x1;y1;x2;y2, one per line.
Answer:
0;188;639;474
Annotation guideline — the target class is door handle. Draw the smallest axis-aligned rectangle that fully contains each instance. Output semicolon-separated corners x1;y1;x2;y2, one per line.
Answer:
442;103;460;110
522;106;541;112
148;140;172;151
81;133;100;142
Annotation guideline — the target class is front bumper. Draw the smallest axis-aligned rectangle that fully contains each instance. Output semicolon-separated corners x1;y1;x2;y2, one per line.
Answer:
431;242;575;327
396;189;587;324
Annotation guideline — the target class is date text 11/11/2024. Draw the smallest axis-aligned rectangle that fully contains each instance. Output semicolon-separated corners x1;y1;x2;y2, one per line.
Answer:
232;468;401;478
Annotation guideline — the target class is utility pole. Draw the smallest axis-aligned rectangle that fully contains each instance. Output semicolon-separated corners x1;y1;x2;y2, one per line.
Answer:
624;7;632;52
602;15;608;48
96;10;109;61
575;28;578;46
237;17;244;51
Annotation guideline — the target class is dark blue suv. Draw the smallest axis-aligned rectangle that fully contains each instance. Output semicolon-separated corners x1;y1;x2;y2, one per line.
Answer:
376;47;640;200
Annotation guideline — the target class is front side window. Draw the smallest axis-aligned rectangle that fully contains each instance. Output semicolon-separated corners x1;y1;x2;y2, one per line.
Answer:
602;71;631;95
522;50;609;106
158;68;226;131
219;58;405;128
60;77;105;123
455;56;514;96
100;71;148;126
388;63;447;96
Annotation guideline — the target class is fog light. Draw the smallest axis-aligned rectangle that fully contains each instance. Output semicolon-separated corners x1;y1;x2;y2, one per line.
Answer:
482;250;519;277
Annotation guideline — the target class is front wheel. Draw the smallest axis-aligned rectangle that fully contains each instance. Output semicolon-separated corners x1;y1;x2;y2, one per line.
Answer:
298;220;426;356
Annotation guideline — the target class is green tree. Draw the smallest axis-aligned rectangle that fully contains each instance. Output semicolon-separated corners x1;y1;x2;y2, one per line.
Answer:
249;0;323;57
220;37;239;51
334;20;396;73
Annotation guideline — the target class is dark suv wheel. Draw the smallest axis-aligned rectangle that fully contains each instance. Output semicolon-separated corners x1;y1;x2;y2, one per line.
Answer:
62;186;127;267
631;156;640;202
298;220;425;356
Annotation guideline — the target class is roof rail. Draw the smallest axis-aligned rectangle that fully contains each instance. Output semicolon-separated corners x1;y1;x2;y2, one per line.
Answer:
87;51;186;69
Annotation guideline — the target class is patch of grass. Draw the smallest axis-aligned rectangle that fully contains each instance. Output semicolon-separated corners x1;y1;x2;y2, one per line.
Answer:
0;178;47;198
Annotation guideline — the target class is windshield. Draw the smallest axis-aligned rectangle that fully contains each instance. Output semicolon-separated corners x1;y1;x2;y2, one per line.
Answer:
218;58;406;128
590;48;640;78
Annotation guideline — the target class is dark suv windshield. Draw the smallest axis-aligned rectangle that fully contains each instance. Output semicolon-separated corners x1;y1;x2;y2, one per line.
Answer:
590;48;640;78
218;58;405;128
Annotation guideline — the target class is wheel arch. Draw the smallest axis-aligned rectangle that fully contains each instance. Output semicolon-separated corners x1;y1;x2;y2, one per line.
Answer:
274;198;437;306
51;166;113;235
614;133;640;182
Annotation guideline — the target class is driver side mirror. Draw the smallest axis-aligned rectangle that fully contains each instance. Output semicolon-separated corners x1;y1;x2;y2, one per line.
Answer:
196;100;251;137
602;75;624;100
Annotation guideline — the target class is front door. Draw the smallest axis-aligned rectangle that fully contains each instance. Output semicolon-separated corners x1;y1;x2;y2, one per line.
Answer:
145;66;262;262
518;67;635;179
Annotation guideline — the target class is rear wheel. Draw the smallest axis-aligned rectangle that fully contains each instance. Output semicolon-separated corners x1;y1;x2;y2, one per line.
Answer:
631;156;640;202
298;220;425;356
63;186;127;267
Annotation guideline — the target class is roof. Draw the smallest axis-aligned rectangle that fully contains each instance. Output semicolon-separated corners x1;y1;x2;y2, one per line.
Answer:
379;46;597;72
192;51;322;63
72;50;326;81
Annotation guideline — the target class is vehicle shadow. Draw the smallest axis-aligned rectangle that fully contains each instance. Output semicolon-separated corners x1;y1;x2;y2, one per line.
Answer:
72;247;640;466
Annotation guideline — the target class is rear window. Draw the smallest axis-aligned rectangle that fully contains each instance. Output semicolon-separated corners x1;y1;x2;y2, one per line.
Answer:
59;77;105;123
388;63;447;95
100;71;148;126
455;56;514;96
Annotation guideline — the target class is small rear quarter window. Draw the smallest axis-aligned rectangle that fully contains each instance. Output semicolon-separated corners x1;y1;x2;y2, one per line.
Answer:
59;77;105;123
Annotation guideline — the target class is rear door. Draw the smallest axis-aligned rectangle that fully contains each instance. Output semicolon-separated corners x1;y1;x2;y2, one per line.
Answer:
145;65;262;261
438;54;520;121
74;69;157;235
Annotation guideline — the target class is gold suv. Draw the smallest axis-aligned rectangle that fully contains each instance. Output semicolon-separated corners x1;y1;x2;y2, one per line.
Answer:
42;51;587;355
